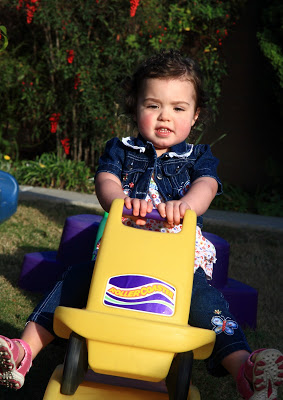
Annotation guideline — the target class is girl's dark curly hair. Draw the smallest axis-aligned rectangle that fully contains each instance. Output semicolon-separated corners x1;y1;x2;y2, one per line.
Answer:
121;49;209;132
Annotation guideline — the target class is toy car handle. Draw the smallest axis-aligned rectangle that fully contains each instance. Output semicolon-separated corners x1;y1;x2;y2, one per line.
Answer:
94;207;166;248
94;204;185;249
122;206;167;222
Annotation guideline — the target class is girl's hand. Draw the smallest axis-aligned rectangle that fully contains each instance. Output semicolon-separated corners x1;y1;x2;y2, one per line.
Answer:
124;197;153;226
157;200;191;227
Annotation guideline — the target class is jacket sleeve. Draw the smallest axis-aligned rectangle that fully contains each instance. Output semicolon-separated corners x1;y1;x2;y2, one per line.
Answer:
95;137;125;181
190;144;222;194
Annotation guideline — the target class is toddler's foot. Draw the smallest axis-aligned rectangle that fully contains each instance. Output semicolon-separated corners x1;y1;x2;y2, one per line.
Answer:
0;335;32;390
237;348;283;399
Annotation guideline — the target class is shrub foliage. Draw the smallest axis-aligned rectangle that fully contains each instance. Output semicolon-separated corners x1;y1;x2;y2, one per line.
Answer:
257;0;283;114
0;0;246;166
0;152;94;193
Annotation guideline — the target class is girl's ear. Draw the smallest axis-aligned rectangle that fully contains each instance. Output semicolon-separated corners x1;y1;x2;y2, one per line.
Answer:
192;107;200;126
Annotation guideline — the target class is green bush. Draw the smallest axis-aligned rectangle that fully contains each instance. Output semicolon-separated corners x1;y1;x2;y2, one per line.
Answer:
0;25;8;52
0;0;246;166
254;186;283;217
210;182;283;217
257;0;283;114
0;152;94;193
211;182;251;213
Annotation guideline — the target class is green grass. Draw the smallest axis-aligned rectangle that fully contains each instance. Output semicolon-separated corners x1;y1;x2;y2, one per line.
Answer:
0;201;282;400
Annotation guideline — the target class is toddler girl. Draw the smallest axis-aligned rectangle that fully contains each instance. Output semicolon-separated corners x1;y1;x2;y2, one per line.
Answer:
0;50;282;399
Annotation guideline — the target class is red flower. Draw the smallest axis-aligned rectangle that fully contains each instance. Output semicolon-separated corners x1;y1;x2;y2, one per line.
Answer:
60;138;70;155
74;73;81;90
17;0;40;24
16;0;24;10
49;113;61;133
130;0;140;17
67;49;74;64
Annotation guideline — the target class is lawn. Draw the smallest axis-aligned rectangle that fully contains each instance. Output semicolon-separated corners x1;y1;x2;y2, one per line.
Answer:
0;200;282;400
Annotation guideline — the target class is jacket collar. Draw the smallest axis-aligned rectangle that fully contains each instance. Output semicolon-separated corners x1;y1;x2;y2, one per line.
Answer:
122;134;194;158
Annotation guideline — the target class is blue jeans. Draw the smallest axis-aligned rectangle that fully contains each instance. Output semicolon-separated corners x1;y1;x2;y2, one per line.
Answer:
27;264;250;376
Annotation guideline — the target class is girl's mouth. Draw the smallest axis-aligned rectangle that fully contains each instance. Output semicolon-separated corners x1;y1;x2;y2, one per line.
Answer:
155;128;172;137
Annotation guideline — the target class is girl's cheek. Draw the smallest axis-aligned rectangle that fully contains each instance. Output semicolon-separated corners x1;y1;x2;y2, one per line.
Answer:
178;119;194;134
138;114;153;133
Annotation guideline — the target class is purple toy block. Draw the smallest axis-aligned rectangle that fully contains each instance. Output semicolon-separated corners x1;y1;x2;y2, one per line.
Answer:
18;251;61;293
220;278;258;329
19;214;102;293
203;231;230;289
56;214;102;266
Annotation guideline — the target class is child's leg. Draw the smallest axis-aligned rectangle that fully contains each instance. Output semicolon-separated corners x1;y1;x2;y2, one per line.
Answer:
189;268;283;399
0;260;95;390
27;260;95;336
221;350;250;379
189;268;251;377
20;322;55;362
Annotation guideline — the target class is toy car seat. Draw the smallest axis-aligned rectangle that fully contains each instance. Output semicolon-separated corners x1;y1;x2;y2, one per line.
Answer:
43;199;215;399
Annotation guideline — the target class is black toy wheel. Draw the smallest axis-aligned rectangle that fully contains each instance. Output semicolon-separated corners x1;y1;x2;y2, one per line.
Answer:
60;331;88;395
167;351;193;400
175;351;193;400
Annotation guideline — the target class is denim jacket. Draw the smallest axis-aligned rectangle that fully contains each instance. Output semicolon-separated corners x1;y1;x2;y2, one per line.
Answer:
95;134;222;228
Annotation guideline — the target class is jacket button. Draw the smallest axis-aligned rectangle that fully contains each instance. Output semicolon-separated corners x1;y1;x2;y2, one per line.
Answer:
156;173;163;180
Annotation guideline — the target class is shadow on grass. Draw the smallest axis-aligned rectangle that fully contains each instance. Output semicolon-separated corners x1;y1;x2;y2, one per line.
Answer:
1;200;102;290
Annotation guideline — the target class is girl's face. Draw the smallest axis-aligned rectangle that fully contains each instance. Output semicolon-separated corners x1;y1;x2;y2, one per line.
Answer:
136;77;199;156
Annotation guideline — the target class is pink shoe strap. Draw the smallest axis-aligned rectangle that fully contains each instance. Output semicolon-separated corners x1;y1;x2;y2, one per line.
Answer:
14;339;32;375
0;335;19;365
244;348;266;382
236;348;267;400
236;363;253;400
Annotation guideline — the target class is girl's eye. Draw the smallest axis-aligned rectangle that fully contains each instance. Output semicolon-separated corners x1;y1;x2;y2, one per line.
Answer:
147;105;158;109
174;107;185;112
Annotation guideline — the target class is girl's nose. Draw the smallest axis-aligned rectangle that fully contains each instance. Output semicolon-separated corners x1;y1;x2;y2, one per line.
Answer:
157;108;170;121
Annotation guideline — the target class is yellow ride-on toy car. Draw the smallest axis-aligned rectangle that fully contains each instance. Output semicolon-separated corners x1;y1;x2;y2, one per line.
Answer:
43;199;216;399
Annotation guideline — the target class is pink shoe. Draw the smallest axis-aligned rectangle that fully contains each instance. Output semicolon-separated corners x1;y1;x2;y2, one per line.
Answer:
237;348;283;399
0;335;32;390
